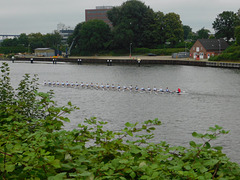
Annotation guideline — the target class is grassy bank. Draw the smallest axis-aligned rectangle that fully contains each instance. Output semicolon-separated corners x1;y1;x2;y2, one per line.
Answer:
209;45;240;61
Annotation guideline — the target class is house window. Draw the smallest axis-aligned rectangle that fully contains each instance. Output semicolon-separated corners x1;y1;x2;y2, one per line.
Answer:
196;47;199;52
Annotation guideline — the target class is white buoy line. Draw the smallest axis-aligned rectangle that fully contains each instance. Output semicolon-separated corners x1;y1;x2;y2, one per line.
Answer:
42;80;185;94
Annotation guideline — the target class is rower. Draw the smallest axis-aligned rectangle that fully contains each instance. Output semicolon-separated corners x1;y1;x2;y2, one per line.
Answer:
80;82;84;88
90;82;94;88
48;80;52;86
135;85;139;91
153;86;157;92
117;84;121;91
111;84;115;89
141;87;145;91
86;83;89;88
66;81;69;87
106;83;110;89
166;87;169;92
129;85;133;91
43;80;47;86
147;86;151;92
56;81;60;86
177;88;181;93
61;81;65;87
75;82;79;87
95;83;99;89
101;83;105;89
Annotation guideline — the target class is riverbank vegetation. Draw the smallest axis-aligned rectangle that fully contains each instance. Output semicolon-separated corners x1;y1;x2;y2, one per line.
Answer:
209;45;240;61
209;26;240;61
1;62;240;179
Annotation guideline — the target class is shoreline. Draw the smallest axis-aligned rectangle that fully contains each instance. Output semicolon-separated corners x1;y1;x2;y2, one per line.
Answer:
1;56;240;69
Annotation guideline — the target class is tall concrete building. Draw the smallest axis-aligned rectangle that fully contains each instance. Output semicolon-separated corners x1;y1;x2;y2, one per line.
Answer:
85;6;113;27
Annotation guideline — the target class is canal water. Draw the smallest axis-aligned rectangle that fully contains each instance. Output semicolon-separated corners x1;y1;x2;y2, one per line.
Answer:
3;61;240;164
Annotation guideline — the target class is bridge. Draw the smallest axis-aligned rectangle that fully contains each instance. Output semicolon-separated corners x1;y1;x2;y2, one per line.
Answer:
0;34;20;40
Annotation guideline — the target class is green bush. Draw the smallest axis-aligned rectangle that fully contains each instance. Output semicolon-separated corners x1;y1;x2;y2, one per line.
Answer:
1;62;240;179
0;46;28;54
209;45;240;61
209;52;240;61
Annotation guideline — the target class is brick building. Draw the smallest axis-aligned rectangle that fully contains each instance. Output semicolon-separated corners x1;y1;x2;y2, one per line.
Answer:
190;39;229;60
85;6;113;27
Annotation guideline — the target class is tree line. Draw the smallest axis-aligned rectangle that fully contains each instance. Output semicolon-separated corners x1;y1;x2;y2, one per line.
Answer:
0;32;62;54
1;0;240;56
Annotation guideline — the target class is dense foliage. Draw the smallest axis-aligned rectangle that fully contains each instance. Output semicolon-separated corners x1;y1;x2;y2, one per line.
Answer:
108;0;184;49
1;62;240;179
196;28;210;39
209;45;240;61
68;0;185;55
69;20;112;55
212;11;240;42
0;32;62;54
0;46;28;54
235;26;240;46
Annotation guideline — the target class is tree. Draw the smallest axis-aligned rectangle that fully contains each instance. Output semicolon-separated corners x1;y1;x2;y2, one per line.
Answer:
71;20;111;55
150;11;166;47
163;12;184;46
212;11;240;41
43;32;62;49
28;33;45;51
183;25;192;40
197;27;210;39
67;22;83;55
107;0;155;48
235;26;240;45
1;38;18;47
18;33;29;47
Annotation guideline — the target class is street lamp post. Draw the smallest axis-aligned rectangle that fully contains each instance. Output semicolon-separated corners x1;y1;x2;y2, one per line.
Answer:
130;43;132;58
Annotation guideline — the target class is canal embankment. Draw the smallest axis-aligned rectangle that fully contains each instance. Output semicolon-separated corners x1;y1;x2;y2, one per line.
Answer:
2;56;240;69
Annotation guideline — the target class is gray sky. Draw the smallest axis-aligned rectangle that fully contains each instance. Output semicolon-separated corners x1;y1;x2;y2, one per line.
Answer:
0;0;239;35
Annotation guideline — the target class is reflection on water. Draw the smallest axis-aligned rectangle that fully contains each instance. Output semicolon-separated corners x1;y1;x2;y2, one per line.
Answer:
4;61;240;164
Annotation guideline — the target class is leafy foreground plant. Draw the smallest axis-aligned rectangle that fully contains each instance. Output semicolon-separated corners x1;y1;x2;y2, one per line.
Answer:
0;62;240;180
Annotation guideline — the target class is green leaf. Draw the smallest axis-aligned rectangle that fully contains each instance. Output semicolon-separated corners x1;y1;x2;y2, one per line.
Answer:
127;131;133;136
130;171;136;178
6;164;15;172
51;159;61;168
139;161;147;168
79;171;92;177
204;159;219;166
200;166;208;173
189;141;196;147
192;132;198;137
48;173;67;180
125;122;132;127
213;146;223;151
205;142;211;149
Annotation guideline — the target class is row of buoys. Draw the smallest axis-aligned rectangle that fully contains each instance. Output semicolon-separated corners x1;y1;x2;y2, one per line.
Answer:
43;81;183;94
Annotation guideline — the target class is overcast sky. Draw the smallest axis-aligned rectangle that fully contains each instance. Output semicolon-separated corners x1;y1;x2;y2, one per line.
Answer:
0;0;239;35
